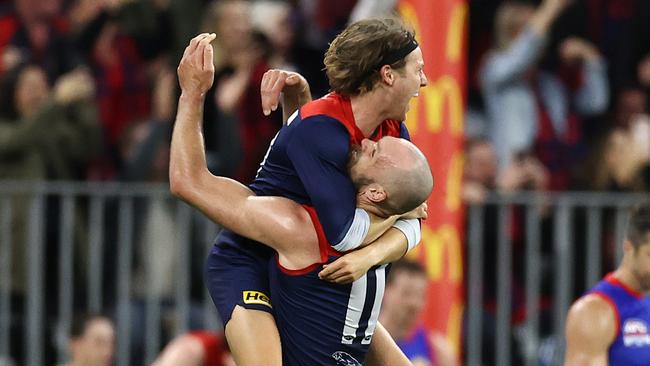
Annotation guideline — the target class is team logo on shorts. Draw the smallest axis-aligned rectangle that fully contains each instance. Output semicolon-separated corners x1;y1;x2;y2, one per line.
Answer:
623;319;650;347
242;291;272;308
331;351;361;366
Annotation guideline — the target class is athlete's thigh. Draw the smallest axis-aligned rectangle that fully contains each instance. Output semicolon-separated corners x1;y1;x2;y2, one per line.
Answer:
205;230;282;366
226;306;282;366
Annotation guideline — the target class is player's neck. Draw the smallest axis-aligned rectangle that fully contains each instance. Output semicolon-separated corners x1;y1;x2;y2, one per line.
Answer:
613;266;644;294
350;91;393;137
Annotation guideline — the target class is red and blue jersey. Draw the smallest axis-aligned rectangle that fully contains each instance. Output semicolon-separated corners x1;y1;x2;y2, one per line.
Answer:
397;327;437;365
589;274;650;365
269;206;388;366
206;92;416;326
255;93;412;365
250;92;409;251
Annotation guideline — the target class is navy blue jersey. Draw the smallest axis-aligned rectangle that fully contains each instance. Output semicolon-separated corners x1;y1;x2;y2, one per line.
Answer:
206;92;414;325
270;262;387;366
269;207;387;366
588;274;650;365
250;92;408;251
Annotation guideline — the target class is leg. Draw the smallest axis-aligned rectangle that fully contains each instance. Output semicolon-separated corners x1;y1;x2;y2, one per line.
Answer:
225;306;282;366
364;322;411;366
204;232;281;366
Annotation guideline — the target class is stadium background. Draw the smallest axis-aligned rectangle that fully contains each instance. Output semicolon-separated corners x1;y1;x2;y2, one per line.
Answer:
0;0;649;364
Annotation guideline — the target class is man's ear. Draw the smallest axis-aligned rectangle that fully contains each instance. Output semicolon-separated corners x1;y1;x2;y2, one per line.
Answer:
380;65;394;86
360;183;387;203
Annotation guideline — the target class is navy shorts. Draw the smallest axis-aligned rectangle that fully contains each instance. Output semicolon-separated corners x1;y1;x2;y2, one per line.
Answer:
204;230;275;325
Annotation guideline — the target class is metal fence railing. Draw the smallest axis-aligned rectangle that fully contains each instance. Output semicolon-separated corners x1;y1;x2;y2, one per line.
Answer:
0;181;221;366
0;181;646;365
464;192;647;366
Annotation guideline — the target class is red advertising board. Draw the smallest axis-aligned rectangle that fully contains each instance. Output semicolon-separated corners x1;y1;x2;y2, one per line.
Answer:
399;0;467;353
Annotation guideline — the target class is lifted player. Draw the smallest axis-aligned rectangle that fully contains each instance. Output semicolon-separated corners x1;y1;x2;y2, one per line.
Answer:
171;24;430;365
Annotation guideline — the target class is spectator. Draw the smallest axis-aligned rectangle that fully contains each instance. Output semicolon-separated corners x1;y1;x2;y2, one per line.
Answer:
462;138;551;365
119;65;179;299
71;0;172;179
463;138;548;204
250;1;296;71
59;313;115;366
479;0;609;190
576;85;650;192
0;0;77;79
579;126;650;192
201;0;282;184
153;331;234;366
379;260;458;366
0;63;100;364
0;63;99;293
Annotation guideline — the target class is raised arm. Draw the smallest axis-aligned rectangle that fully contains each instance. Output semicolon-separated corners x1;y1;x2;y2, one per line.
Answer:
480;0;569;89
564;294;617;366
169;34;316;258
261;69;312;122
558;37;609;117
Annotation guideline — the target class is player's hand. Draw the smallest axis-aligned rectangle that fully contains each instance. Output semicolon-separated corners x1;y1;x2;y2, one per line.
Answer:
400;202;428;220
178;33;216;97
261;69;309;116
318;250;373;284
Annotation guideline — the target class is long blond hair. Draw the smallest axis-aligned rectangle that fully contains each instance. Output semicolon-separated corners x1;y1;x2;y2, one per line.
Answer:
324;18;415;96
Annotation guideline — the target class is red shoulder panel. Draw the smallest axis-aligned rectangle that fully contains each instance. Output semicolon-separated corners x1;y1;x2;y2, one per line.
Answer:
372;119;403;141
300;93;365;144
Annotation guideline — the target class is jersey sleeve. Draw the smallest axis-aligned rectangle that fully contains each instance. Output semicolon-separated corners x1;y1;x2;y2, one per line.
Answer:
287;116;370;250
392;219;422;251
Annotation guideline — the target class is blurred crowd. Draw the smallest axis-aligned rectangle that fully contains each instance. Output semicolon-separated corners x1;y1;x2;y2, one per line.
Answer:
465;0;650;200
0;0;387;187
3;0;650;364
464;0;650;363
1;0;648;196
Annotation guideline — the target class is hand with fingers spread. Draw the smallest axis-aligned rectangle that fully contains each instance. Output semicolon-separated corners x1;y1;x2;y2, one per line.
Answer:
318;249;374;284
177;33;217;98
261;69;311;116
